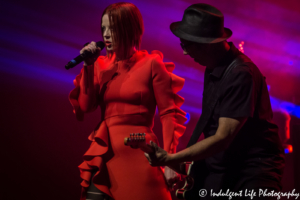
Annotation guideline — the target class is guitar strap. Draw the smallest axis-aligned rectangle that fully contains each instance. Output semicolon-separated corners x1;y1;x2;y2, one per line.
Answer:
187;55;250;147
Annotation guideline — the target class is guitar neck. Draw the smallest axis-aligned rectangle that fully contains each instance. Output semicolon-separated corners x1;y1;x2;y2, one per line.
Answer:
138;144;154;154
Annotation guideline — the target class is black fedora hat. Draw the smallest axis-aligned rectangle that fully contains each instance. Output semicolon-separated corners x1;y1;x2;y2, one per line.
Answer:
170;3;232;43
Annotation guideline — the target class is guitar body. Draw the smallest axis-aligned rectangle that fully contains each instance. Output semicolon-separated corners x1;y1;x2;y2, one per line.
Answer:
176;160;208;200
175;161;194;199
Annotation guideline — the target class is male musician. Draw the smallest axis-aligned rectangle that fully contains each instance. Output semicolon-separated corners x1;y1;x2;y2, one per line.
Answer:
145;3;285;200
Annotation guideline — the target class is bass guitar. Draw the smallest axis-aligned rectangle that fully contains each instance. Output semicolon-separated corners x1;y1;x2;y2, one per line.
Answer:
124;133;205;199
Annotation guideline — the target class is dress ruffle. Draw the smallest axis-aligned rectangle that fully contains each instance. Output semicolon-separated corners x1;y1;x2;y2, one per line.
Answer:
68;63;112;199
78;121;113;199
151;50;187;152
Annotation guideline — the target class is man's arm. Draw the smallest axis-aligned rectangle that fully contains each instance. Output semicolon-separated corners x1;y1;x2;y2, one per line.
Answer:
145;117;247;166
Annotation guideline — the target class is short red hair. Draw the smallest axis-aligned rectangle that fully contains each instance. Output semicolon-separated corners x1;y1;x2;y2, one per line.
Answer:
102;2;144;59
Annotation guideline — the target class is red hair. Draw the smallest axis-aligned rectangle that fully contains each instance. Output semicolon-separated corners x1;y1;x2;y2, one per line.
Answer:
102;2;144;59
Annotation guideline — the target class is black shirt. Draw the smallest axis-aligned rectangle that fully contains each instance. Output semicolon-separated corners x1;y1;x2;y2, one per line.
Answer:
201;43;284;190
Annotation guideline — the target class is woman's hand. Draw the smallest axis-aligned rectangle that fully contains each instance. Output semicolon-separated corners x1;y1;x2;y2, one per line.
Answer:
80;41;101;66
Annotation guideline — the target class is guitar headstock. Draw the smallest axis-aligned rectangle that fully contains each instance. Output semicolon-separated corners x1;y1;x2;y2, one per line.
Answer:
124;133;153;153
124;133;146;146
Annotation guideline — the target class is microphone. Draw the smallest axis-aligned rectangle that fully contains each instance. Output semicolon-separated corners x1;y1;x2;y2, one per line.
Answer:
65;41;105;70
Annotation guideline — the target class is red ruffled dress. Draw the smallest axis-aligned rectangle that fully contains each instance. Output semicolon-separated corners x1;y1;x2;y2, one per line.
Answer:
69;50;186;200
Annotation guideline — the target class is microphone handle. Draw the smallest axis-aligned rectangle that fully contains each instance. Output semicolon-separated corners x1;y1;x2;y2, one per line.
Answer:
65;54;85;70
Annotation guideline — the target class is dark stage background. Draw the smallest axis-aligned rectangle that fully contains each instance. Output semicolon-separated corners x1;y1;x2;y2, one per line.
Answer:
1;0;300;199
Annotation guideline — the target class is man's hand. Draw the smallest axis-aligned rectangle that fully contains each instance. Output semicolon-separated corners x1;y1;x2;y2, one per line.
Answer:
164;166;181;189
144;141;172;166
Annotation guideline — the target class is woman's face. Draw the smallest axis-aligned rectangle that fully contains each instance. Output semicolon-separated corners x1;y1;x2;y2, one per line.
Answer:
102;14;114;52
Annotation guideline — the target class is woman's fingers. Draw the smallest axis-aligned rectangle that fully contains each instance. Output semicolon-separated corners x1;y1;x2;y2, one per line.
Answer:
79;41;101;66
80;41;98;54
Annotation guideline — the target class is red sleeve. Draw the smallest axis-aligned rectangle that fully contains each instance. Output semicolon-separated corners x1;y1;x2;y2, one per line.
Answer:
151;53;186;153
69;58;102;121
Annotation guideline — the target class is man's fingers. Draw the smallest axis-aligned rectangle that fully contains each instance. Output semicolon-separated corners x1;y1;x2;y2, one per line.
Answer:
150;140;159;151
144;153;152;165
147;141;156;153
144;152;149;160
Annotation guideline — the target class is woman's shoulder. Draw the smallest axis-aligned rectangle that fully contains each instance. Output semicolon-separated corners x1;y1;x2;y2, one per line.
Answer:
137;50;176;76
138;50;164;60
134;50;165;69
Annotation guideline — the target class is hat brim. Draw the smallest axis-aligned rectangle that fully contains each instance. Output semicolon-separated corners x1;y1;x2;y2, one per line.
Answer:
170;21;232;43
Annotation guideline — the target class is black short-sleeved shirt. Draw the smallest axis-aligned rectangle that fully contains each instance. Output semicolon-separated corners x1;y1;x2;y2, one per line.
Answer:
201;43;284;191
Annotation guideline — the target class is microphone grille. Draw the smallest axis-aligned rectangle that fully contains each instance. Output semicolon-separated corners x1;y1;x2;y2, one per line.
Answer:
96;41;105;50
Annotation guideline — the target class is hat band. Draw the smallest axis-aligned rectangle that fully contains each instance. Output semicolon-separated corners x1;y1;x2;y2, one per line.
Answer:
180;23;224;38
